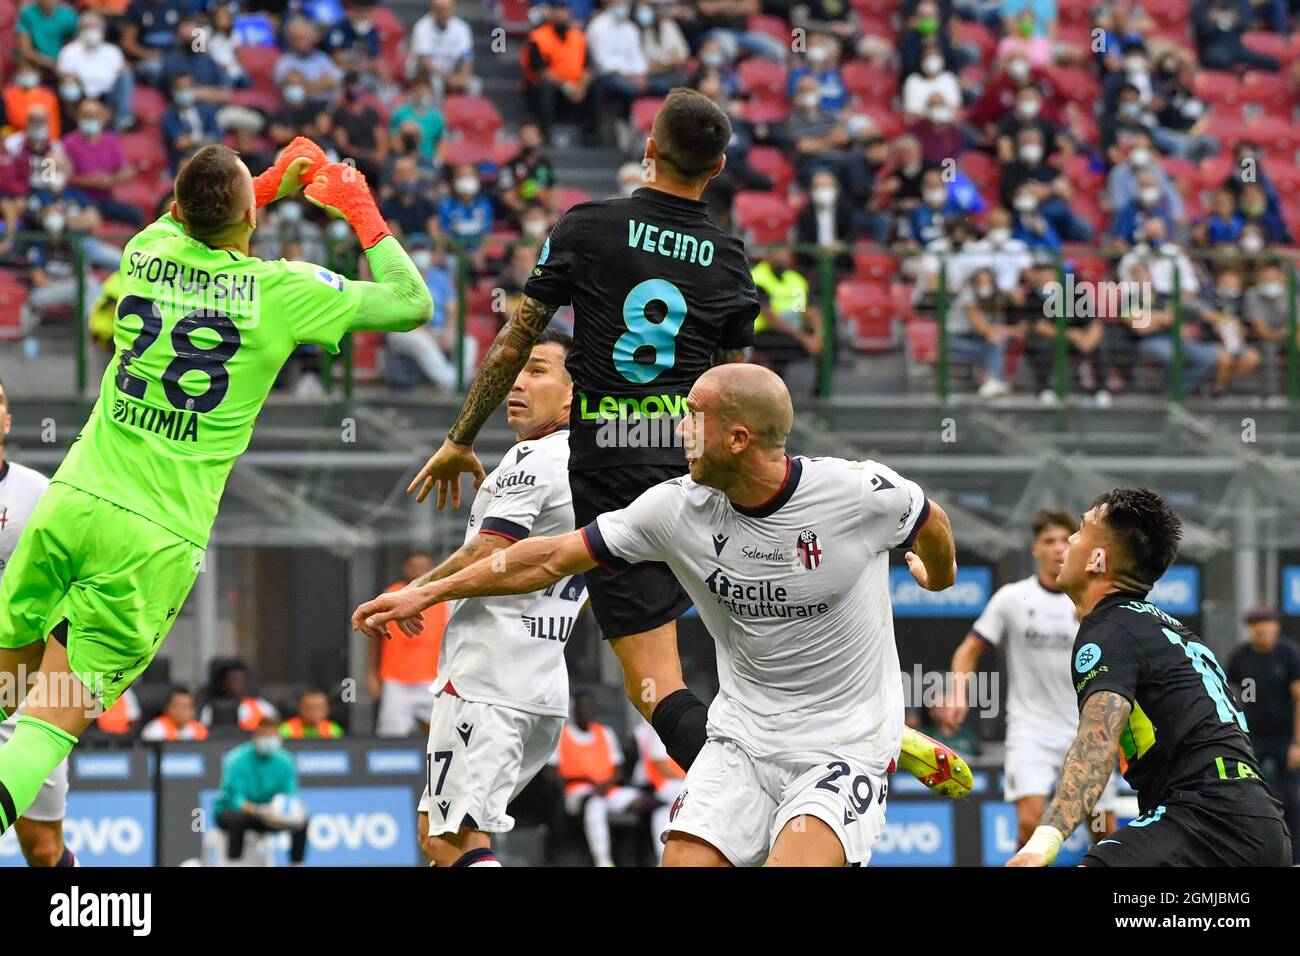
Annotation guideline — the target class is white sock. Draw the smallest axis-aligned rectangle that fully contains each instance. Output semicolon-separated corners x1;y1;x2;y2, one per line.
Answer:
583;796;613;867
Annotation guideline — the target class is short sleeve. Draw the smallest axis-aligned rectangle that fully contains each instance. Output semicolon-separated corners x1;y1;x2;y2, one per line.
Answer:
478;445;560;542
523;210;582;306
1072;620;1146;710
970;585;1010;647
276;259;365;352
857;460;929;552
584;479;687;569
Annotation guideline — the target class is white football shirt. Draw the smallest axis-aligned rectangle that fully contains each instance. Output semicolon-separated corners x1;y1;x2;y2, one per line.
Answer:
588;456;928;768
0;461;50;577
971;574;1080;750
438;429;584;718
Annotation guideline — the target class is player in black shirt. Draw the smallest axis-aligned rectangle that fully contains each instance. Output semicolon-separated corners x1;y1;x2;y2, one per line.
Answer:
405;89;760;772
1010;488;1291;867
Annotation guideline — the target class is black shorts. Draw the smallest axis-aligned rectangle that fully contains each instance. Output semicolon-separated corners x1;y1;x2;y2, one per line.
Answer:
1082;798;1292;867
570;464;691;640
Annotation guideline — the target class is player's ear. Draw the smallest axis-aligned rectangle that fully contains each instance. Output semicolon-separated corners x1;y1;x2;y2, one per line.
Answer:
1086;548;1107;575
709;154;726;182
169;199;182;223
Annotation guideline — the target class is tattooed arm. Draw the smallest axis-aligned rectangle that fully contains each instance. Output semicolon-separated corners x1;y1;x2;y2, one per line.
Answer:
406;294;559;508
1007;690;1129;866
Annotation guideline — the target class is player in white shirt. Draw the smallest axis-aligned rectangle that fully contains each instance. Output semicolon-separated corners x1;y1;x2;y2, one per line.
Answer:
356;363;959;867
943;509;1118;846
0;378;73;866
386;331;585;867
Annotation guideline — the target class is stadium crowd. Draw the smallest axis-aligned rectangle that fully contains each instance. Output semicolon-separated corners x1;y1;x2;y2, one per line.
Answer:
4;0;1300;400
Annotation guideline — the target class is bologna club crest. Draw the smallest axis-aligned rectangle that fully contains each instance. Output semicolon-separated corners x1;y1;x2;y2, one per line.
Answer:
669;789;688;822
796;529;822;570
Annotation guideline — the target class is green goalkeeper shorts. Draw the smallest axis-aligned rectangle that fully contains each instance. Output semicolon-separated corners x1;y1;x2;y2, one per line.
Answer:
0;482;203;711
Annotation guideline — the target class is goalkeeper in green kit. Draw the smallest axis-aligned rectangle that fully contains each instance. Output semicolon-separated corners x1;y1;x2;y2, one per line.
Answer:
0;138;431;836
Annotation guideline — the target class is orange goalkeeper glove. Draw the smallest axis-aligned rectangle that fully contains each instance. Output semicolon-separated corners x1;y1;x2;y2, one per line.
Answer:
303;161;392;250
252;136;328;208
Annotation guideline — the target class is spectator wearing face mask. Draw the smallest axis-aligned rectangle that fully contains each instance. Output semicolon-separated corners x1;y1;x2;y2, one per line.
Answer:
214;717;310;865
995;7;1056;69
947;267;1015;399
899;0;959;79
692;36;740;96
787;33;848;112
1104;136;1185;224
1101;84;1158;163
380;155;440;240
389;239;478;392
1009;184;1061;252
255;197;327;263
791;0;860;45
1102;42;1155;115
914;215;985;305
1238;183;1291;245
902;39;961;120
2;65;60;139
438;165;494;256
995;85;1057;164
1193;188;1243;248
689;0;788;63
161;17;233;105
1020;257;1116;405
330;73;388;185
389;79;446;163
908;91;964;166
56;12;135;131
1150;50;1218;161
1000;126;1091;242
587;1;657;142
1222;141;1282;215
899;166;959;248
2;104;70;189
203;1;247;89
323;0;382;72
521;2;592;143
62;99;140;226
273;16;344;106
1244;263;1292;395
796;169;856;270
1111;168;1176;246
160;74;221;171
1093;2;1154;77
267;70;319;150
407;0;478;96
16;0;79;76
1191;268;1261;394
635;2;689;90
18;194;108;335
1193;0;1280;72
962;207;1033;296
780;74;853;181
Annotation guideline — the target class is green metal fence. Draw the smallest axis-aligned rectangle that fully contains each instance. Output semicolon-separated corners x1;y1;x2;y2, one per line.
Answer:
16;234;1300;409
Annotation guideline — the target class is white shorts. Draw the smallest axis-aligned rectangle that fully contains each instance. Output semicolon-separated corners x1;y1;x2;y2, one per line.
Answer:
377;679;437;737
0;716;67;822
416;691;563;836
662;738;890;867
1004;736;1121;812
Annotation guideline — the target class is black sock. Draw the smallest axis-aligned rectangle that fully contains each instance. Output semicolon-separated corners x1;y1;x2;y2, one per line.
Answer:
651;688;708;771
55;846;75;868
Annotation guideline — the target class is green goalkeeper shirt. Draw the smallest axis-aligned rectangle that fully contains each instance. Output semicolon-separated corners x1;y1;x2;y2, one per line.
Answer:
54;214;430;548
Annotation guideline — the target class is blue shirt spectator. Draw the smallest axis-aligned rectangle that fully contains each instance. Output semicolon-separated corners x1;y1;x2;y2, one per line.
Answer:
438;193;494;251
1112;199;1175;245
786;66;848;112
1000;0;1057;35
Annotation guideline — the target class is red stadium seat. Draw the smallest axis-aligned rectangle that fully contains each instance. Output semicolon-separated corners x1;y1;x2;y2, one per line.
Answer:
856;12;898;40
351;332;384;383
1045;66;1100;105
112;176;169;223
0;273;31;341
1062;154;1103;192
741;99;790;124
1195;71;1242;111
1206;112;1251;150
131;87;168;126
1160;156;1197;186
493;0;534;34
1145;0;1190;27
237;45;280;83
955;21;997;66
746;14;790;45
841;60;897;105
733;191;796;244
960;150;1000;197
1056;0;1091;24
1243;31;1290;63
905;318;938;364
852;104;902;138
1240;71;1294;117
1269;164;1300;198
631;97;664;134
1070;256;1112;287
852;247;900;283
1057;22;1094;55
1245;116;1298;157
370;6;404;46
736;59;788;102
746;146;795;196
1198;154;1234;190
121;130;168;176
443;95;504;145
0;0;15;30
1072;192;1107;234
229;87;282;114
836;280;897;353
440;138;496;166
550;187;591;212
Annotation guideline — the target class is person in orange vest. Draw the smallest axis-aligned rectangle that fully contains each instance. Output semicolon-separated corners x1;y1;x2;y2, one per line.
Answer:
520;2;591;141
548;692;643;867
94;685;141;737
368;552;448;737
141;687;208;741
280;689;344;739
633;716;685;864
1;64;61;139
200;662;279;733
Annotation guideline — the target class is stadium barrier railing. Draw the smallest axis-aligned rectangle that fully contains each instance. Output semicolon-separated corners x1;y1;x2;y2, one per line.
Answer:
25;236;1300;406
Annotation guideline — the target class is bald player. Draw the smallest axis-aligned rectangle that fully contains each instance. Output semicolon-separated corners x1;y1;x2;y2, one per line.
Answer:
355;364;958;867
